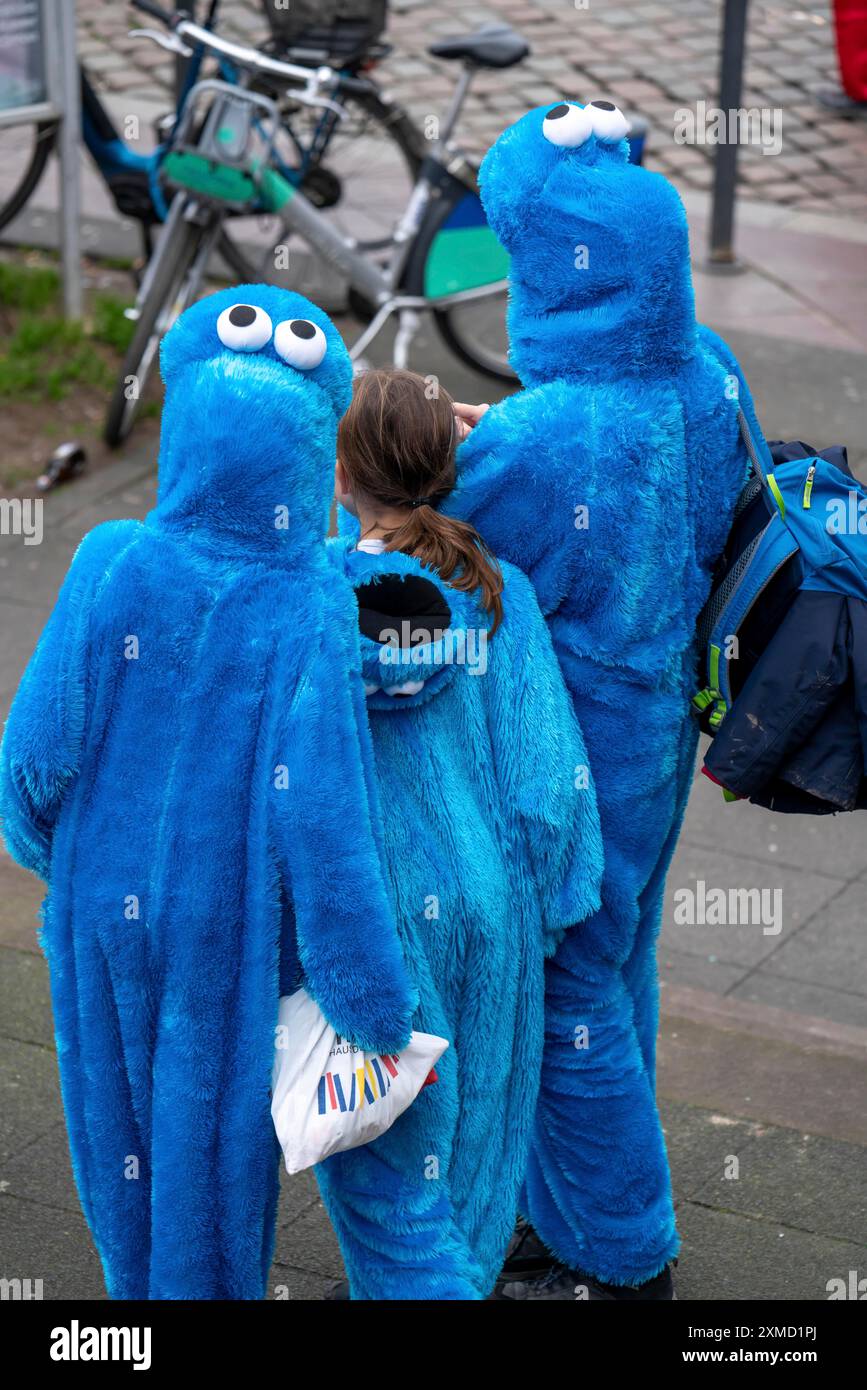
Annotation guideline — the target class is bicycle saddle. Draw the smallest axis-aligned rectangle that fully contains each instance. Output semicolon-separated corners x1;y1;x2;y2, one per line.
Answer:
428;24;530;69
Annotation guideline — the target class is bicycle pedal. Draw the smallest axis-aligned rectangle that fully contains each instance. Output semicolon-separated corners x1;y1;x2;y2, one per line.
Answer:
301;166;341;209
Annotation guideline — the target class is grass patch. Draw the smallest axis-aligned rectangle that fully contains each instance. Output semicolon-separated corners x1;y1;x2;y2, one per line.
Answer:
0;260;59;313
0;260;135;403
92;293;136;353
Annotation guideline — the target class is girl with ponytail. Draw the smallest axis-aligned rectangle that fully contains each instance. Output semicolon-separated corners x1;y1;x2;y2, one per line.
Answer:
335;368;503;631
315;368;604;1300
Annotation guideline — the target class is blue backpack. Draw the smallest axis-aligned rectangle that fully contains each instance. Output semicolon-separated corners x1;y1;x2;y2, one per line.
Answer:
693;411;867;814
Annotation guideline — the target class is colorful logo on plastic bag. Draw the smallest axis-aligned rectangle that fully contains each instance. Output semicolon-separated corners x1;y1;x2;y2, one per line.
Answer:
317;1054;400;1114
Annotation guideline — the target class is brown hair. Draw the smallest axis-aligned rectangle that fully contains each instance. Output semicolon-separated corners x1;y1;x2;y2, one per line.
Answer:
338;368;503;633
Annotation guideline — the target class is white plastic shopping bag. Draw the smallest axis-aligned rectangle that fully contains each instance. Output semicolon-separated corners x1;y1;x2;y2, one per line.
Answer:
271;989;449;1175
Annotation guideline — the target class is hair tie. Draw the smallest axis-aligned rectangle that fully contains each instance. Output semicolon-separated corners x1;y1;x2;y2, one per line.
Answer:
409;488;448;510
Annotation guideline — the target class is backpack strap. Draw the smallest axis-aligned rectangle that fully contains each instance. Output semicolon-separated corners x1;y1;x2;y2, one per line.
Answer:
691;406;785;730
737;407;766;484
738;407;787;518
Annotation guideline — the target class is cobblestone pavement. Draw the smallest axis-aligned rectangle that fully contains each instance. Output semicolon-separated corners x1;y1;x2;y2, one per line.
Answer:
76;0;867;218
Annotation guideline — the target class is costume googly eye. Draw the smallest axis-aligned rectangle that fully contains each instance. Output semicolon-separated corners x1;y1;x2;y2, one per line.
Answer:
216;303;273;352
588;100;630;143
542;102;592;148
274;318;328;370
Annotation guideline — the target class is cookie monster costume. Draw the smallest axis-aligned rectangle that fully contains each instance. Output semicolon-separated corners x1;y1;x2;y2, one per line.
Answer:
0;286;416;1300
316;544;603;1298
447;100;757;1287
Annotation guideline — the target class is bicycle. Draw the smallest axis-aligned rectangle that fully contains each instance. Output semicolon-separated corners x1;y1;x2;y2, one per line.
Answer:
0;1;426;299
92;0;540;445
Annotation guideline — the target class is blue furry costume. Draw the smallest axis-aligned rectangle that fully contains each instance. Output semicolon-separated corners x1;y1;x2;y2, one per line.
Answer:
0;286;417;1300
316;542;604;1298
446;102;756;1285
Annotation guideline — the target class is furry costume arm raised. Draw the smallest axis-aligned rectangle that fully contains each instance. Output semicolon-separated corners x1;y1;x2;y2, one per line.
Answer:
450;383;637;621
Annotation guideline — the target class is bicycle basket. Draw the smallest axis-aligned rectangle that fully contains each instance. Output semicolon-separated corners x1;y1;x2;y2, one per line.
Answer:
161;81;292;214
261;0;388;64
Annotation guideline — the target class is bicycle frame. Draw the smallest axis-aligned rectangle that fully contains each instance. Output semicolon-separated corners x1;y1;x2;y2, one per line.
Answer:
79;0;353;229
259;64;507;366
121;2;510;371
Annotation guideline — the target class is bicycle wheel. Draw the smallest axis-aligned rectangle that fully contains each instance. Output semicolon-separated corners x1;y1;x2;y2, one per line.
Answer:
434;287;514;383
217;83;422;290
104;208;201;448
0;120;58;234
404;184;516;383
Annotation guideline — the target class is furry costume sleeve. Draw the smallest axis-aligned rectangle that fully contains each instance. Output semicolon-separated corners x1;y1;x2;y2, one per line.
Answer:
271;578;418;1051
450;381;679;624
486;562;604;949
0;522;125;881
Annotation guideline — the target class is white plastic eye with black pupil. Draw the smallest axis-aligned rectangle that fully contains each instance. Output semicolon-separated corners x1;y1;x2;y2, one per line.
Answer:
274;318;327;370
542;102;593;148
216;303;273;352
588;100;630;143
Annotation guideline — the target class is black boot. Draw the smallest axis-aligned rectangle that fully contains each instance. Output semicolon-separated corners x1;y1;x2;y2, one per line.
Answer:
572;1263;676;1301
489;1264;581;1300
501;1216;559;1278
490;1260;676;1301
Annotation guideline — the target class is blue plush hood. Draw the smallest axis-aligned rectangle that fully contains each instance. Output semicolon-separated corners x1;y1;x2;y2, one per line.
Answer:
479;102;697;384
150;284;352;557
334;542;489;710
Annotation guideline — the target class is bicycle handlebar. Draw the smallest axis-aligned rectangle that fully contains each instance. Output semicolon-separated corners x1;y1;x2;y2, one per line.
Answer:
129;0;372;99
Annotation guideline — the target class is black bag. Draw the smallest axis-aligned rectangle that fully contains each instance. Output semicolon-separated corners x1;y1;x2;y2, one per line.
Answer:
694;418;867;815
261;0;388;63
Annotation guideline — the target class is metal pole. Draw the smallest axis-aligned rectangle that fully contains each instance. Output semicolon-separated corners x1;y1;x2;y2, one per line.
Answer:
57;0;82;317
708;0;749;271
176;0;196;101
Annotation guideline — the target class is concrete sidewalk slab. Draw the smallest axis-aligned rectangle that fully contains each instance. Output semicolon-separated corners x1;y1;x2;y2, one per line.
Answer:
0;857;43;955
686;198;867;356
0;604;51;706
0;535;81;609
3;948;864;1299
0;946;52;1046
732;970;867;1031
658;999;867;1146
664;1094;867;1300
673;1202;864;1302
662;840;848;972
0;1193;106;1301
688;1123;867;1248
3;1121;83;1218
660;981;867;1060
760;882;867;996
0;1034;62;1164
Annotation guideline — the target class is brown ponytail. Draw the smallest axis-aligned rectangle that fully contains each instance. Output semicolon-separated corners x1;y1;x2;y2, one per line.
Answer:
338;368;504;633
